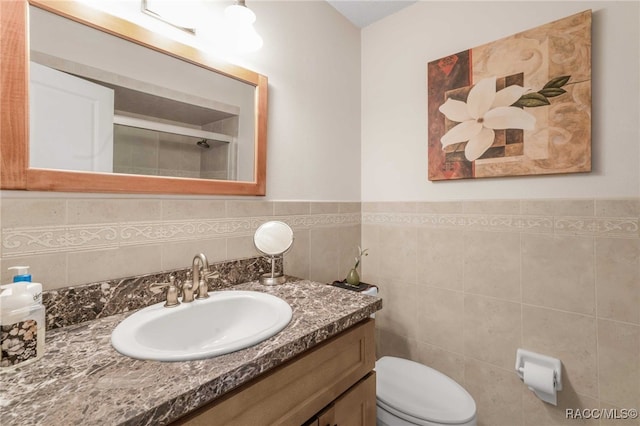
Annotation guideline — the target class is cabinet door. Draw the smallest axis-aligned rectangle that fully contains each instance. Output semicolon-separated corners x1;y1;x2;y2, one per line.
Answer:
30;61;114;173
173;320;375;426
317;373;376;426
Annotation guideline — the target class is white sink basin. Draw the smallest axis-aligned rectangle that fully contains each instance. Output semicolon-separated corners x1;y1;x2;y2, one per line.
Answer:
111;290;293;361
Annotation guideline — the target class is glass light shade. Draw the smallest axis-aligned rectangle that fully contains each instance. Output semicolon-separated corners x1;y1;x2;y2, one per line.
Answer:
224;2;263;53
225;4;256;25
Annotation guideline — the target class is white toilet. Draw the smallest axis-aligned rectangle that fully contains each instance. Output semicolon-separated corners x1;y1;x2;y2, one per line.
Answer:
376;356;477;426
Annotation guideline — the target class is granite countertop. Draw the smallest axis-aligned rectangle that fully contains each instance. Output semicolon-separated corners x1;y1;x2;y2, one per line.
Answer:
1;280;382;426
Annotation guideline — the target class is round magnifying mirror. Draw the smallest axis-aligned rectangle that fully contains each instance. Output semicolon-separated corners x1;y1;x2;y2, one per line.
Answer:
254;221;294;256
254;221;294;285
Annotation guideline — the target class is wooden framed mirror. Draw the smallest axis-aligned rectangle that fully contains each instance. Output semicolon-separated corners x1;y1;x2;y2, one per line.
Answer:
0;0;267;195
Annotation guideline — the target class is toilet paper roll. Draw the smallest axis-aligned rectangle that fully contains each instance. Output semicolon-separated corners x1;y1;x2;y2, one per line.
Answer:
361;286;378;297
523;361;557;405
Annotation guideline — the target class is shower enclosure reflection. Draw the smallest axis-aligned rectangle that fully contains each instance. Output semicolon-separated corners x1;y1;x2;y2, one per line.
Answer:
114;126;234;180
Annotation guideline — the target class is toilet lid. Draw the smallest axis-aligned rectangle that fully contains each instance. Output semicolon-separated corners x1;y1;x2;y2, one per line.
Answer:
376;357;476;424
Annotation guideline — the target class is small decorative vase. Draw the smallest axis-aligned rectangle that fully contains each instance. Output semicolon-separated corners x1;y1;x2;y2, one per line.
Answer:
345;268;360;286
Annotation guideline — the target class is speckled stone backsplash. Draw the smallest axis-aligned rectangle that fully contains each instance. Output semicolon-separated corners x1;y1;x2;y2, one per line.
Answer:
43;256;278;330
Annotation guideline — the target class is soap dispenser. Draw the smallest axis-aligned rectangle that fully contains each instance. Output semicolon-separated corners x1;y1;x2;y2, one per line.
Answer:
9;265;31;282
0;266;46;370
1;266;43;304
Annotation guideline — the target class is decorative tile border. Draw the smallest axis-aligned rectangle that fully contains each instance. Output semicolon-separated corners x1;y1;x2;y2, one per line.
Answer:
43;256;281;330
1;212;361;257
362;212;639;238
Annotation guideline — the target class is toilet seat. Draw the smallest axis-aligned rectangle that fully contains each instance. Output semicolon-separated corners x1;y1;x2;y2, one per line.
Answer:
376;356;476;425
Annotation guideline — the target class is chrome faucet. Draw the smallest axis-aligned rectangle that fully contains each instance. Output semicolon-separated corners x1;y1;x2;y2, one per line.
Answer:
182;253;212;302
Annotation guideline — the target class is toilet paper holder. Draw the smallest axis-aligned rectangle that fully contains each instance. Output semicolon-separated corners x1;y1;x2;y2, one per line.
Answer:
515;348;563;391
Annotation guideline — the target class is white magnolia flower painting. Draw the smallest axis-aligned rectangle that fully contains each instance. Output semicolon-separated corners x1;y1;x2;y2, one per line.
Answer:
427;10;592;181
438;76;535;162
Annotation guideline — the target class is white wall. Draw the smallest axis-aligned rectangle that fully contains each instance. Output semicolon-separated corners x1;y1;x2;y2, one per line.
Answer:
239;1;362;201
361;1;640;201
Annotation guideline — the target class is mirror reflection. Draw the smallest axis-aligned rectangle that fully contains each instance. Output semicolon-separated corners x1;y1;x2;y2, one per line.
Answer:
28;5;256;182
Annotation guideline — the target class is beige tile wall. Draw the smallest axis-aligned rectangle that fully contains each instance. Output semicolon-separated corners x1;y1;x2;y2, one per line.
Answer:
0;195;360;289
363;199;640;426
3;195;638;425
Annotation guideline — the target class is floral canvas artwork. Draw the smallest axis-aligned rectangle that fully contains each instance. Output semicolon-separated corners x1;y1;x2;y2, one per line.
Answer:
427;10;592;181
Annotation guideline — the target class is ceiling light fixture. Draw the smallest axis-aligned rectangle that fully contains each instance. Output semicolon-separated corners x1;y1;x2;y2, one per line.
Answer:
224;0;263;53
141;0;196;34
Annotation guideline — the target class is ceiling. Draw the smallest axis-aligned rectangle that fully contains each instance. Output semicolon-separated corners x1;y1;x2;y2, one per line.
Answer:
326;0;418;28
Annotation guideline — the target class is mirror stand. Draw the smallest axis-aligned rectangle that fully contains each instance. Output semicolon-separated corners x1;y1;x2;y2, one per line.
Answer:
260;255;286;286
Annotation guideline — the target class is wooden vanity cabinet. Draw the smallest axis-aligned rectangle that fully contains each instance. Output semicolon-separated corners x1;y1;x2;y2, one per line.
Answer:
311;373;376;426
174;319;376;426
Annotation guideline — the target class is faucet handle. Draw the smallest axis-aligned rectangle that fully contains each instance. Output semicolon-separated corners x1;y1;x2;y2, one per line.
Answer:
149;275;181;308
202;270;220;281
194;270;219;300
196;278;210;300
182;271;197;303
149;275;176;293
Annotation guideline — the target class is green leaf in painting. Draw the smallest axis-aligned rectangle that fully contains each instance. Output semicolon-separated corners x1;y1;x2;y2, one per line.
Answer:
512;92;550;108
543;75;570;89
538;88;567;98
